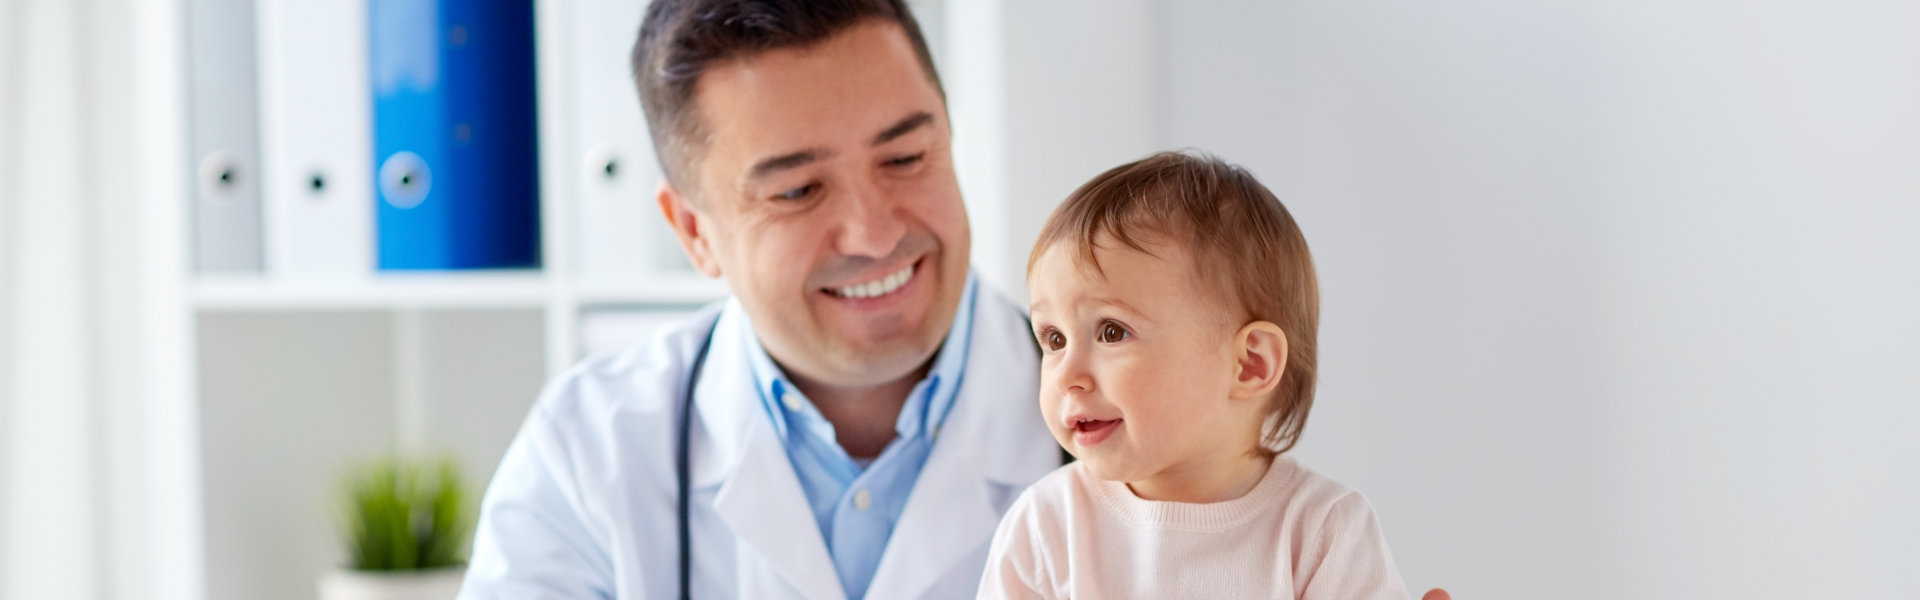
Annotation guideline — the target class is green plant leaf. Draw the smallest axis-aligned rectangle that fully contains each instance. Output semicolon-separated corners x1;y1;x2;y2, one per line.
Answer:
334;452;473;571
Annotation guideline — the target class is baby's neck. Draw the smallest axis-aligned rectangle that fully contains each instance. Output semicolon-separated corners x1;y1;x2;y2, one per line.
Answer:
1126;451;1274;504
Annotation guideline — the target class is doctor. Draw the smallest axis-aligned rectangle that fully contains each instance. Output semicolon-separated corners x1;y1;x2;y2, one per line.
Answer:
460;1;1050;598
461;1;1451;599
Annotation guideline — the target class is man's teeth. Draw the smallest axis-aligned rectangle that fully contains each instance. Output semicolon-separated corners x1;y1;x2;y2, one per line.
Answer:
831;264;914;299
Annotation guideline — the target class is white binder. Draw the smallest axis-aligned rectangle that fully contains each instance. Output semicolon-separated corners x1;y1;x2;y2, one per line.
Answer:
257;0;373;279
571;0;694;284
187;0;263;273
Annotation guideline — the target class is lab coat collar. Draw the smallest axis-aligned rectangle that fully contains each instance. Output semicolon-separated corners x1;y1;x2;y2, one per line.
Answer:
691;283;1055;600
693;301;848;600
865;281;1057;600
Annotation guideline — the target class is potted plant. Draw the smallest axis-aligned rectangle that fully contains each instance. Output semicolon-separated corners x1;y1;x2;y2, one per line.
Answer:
320;455;472;600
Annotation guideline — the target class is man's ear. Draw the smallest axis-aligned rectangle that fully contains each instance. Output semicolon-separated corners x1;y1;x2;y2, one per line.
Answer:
1229;321;1289;402
657;180;722;278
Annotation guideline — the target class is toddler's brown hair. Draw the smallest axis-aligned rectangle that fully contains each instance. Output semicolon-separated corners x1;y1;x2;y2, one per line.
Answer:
1029;151;1320;454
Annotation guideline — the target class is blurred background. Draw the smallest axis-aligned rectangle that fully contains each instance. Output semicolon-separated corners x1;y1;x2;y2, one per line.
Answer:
3;0;1918;599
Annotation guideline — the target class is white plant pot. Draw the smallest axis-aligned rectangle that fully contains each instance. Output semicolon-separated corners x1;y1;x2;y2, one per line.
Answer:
319;567;466;600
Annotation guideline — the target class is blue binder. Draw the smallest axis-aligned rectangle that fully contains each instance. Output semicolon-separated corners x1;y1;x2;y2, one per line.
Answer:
369;0;541;270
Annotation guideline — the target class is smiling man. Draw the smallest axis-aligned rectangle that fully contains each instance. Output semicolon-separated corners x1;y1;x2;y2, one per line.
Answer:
457;2;1056;599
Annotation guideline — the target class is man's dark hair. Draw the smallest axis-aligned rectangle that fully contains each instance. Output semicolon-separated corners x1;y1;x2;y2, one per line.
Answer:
631;0;944;191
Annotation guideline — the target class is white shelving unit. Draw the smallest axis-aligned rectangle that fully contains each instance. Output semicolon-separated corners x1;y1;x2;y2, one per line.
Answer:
117;0;1151;598
158;1;731;598
191;274;555;311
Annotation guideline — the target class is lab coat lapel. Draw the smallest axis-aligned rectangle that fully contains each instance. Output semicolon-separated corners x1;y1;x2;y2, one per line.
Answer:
864;288;1058;600
694;305;848;600
861;391;1001;600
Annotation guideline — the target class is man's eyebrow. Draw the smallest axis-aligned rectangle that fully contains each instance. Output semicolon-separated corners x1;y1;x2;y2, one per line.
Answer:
872;112;933;146
745;112;931;182
747;148;832;181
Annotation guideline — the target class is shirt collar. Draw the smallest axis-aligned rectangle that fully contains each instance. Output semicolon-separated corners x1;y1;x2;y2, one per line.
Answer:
740;271;980;445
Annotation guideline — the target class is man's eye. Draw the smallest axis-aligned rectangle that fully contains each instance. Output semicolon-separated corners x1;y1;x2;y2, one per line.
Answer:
775;183;818;201
1098;321;1129;343
884;152;924;167
1043;330;1066;351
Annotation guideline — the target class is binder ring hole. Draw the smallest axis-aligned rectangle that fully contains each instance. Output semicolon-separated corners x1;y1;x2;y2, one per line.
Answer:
380;151;433;210
197;151;241;201
603;159;619;179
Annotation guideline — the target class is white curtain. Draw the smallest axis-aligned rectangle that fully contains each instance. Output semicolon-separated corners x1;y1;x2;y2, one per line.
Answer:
0;0;17;591
3;0;108;597
1;1;191;599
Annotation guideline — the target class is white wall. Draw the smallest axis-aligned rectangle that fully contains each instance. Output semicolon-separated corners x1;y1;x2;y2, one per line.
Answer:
948;0;1160;301
1157;0;1920;597
198;313;398;600
197;310;547;600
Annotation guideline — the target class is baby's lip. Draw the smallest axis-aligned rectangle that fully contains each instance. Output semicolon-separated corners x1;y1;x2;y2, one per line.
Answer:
1062;413;1122;430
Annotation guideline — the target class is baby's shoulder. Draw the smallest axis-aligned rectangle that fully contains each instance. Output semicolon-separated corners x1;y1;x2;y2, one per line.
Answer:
1270;456;1384;534
1274;456;1362;506
1005;461;1096;519
999;462;1117;539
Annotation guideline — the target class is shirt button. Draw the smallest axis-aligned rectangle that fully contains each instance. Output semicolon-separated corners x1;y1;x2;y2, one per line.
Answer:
854;489;872;511
931;426;941;440
781;392;801;412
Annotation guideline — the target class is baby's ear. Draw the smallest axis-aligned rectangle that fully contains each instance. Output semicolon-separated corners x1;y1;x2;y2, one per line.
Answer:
1230;321;1289;402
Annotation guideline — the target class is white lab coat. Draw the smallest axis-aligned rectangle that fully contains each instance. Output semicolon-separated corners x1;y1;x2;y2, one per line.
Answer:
460;285;1059;600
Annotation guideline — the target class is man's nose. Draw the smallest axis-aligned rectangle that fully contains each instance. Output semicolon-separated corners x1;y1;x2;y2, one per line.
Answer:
833;178;907;259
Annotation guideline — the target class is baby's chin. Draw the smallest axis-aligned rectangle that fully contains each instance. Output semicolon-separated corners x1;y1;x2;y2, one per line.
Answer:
1073;454;1147;484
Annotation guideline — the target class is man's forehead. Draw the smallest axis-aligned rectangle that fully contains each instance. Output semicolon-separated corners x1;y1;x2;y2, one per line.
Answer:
687;21;945;173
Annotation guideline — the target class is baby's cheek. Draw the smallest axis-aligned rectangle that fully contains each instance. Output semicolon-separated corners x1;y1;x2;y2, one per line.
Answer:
1034;389;1060;425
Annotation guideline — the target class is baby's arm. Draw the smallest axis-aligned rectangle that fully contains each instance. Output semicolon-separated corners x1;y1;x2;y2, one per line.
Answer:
1294;491;1413;600
975;490;1055;600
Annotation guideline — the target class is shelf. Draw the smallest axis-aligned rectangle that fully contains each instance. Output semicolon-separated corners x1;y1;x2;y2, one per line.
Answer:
193;272;553;311
192;272;733;311
574;274;731;307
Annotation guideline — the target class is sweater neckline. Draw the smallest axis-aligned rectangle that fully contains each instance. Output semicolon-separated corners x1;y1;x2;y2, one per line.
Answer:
1085;454;1300;531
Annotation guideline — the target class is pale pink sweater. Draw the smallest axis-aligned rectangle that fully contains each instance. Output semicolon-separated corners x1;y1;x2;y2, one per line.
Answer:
977;455;1410;599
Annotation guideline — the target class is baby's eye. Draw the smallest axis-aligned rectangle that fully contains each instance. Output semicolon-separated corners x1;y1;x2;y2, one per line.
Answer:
1041;330;1066;352
1097;321;1130;343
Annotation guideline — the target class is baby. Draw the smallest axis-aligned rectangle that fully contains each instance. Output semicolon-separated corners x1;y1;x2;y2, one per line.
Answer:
979;151;1410;599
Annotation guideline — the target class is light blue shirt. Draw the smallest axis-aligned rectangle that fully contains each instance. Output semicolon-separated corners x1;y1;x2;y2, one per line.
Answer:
739;273;978;600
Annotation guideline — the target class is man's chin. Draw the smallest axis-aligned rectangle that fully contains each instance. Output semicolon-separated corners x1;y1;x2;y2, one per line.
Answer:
810;293;937;356
817;337;942;388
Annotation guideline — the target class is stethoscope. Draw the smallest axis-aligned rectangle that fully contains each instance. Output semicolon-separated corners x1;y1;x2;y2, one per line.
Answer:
675;318;719;600
671;314;1059;599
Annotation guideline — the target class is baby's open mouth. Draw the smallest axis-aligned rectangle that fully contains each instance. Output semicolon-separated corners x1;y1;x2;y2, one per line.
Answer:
1072;418;1122;445
1074;418;1117;432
